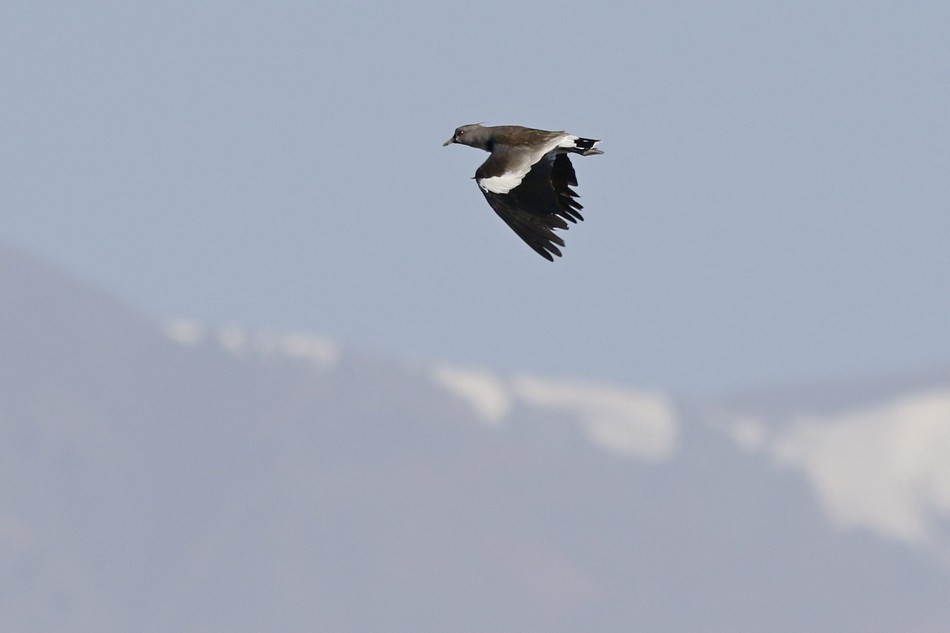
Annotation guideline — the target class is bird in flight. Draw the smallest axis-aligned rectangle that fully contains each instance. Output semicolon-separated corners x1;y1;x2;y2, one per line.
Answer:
443;123;603;261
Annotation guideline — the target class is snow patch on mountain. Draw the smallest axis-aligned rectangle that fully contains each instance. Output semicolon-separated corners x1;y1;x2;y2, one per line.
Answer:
721;415;769;452
162;318;208;346
162;318;340;368
430;364;511;425
719;389;950;551
431;364;679;461
512;376;678;461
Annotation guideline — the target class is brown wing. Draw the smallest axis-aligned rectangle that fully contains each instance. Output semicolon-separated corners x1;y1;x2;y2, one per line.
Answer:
476;153;585;261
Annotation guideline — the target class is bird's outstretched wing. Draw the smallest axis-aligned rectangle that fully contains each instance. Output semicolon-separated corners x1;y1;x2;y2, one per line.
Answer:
476;153;585;261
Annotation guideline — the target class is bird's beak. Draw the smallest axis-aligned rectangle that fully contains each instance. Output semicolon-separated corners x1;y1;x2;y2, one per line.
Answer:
442;136;455;146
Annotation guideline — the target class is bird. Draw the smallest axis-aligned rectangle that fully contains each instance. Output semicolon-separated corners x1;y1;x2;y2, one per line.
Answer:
443;123;603;261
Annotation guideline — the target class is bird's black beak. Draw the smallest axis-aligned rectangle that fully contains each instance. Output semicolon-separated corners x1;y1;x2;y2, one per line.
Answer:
442;136;456;146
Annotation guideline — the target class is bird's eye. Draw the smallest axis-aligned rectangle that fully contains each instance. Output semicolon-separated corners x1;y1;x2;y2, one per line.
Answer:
457;129;465;136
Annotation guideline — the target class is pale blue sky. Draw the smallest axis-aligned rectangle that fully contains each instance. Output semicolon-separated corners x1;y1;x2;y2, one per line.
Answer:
3;0;949;396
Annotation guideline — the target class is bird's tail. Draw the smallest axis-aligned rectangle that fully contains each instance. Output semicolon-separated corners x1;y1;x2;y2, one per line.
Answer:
569;137;603;156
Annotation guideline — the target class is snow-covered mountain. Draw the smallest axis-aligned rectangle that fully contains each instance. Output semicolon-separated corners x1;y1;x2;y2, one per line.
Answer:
2;244;949;633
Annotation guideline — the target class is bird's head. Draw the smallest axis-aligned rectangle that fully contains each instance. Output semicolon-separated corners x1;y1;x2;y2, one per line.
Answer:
443;123;488;148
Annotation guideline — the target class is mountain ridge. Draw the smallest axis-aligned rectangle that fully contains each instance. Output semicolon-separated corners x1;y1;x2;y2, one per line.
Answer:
2;244;949;632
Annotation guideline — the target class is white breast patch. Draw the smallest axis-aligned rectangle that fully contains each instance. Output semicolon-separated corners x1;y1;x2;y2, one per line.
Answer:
477;172;527;195
477;134;571;195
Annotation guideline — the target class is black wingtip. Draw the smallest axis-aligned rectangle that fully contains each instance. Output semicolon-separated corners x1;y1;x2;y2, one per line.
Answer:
537;246;560;261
